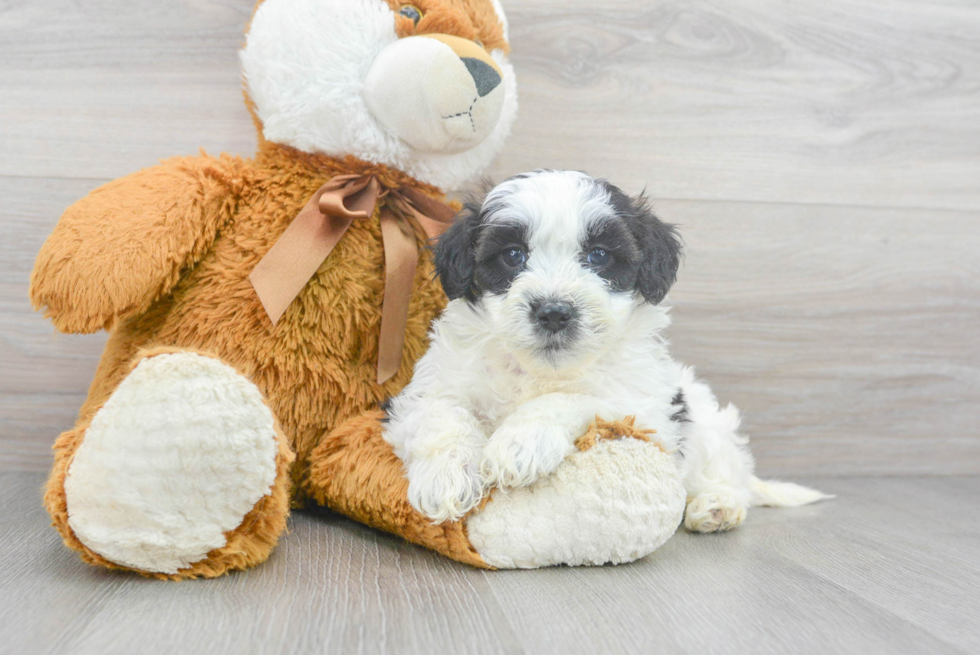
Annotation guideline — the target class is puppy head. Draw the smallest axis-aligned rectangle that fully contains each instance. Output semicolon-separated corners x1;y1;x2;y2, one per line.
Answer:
435;170;682;370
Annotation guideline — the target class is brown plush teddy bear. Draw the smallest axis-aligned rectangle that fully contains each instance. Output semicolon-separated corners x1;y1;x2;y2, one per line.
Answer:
32;0;688;578
30;0;520;578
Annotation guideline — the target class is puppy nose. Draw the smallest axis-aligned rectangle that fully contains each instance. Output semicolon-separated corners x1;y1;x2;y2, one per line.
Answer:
461;57;501;97
534;302;573;333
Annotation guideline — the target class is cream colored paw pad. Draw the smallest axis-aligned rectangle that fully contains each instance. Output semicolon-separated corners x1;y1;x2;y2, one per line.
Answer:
466;438;686;569
65;353;279;574
684;492;748;533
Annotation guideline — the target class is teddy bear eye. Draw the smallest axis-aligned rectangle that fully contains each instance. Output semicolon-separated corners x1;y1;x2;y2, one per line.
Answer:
398;5;423;25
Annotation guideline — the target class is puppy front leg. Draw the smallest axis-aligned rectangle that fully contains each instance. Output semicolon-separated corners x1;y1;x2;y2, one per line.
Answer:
481;393;609;489
388;399;488;524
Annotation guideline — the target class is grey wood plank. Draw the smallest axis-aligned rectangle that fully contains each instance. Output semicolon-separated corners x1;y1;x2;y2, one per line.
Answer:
753;477;980;651
661;199;980;477
0;472;524;655
2;1;979;211
4;472;979;654
480;476;980;654
5;174;978;474
0;395;83;471
0;176;108;396
0;0;256;181
0;176;108;471
491;0;980;211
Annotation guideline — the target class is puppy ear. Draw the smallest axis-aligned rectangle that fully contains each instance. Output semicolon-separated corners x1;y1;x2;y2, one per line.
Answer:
605;183;683;304
632;195;682;304
434;200;483;301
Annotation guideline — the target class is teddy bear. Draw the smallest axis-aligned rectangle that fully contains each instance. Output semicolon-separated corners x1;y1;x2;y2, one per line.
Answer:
30;0;686;578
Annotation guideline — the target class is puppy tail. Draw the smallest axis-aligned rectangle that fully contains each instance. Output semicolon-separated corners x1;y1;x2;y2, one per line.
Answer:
748;476;834;507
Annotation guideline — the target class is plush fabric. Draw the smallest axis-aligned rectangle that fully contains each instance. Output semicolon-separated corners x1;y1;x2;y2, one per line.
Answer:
32;144;455;578
64;351;282;575
306;409;489;568
467;438;686;569
32;144;449;503
44;347;295;580
306;411;685;569
242;0;517;190
362;34;506;154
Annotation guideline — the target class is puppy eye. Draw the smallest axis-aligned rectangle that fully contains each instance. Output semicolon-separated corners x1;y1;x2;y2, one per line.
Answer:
588;247;610;267
398;4;423;25
501;247;526;268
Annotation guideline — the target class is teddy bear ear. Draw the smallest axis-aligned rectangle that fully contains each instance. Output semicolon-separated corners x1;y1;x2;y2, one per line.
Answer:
434;200;485;301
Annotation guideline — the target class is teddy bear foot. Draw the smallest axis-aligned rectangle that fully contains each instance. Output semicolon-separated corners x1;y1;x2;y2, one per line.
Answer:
307;411;687;569
466;438;687;568
54;350;293;578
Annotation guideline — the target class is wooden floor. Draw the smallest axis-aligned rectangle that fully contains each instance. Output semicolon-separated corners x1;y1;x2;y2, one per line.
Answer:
2;1;979;653
2;0;979;476
2;472;978;654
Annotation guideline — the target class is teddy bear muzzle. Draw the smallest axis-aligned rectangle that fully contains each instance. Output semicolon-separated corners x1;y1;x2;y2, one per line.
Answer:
363;34;506;154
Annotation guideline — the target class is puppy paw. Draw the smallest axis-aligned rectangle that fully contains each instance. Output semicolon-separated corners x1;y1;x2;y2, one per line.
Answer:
684;490;748;533
407;453;485;524
481;422;573;489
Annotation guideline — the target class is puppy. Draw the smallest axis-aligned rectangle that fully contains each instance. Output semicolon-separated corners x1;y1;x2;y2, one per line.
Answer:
383;170;829;529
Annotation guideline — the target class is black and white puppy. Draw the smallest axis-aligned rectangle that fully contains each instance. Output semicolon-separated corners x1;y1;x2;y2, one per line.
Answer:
383;170;829;527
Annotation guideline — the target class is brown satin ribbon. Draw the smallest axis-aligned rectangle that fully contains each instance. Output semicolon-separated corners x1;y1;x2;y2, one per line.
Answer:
249;174;456;384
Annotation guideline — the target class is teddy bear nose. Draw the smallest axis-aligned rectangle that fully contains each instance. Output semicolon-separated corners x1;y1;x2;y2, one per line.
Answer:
533;302;574;333
461;57;501;97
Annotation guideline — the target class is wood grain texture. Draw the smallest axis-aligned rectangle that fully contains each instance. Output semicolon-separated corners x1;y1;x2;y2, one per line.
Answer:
3;0;978;210
3;472;979;654
1;0;979;475
663;199;980;475
492;0;980;211
5;182;978;474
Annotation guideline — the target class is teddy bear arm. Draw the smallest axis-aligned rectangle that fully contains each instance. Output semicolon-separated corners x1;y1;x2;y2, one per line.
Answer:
30;155;246;333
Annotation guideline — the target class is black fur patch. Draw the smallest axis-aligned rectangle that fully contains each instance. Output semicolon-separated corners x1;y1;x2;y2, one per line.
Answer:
472;222;529;297
671;389;689;458
434;188;531;302
598;180;683;304
433;200;484;301
670;389;691;423
583;217;642;293
378;397;393;423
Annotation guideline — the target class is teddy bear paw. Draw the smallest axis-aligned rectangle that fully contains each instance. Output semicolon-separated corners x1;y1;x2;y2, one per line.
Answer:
64;352;280;574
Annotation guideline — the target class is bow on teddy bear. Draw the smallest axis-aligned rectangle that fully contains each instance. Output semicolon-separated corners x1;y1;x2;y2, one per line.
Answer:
250;173;457;383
